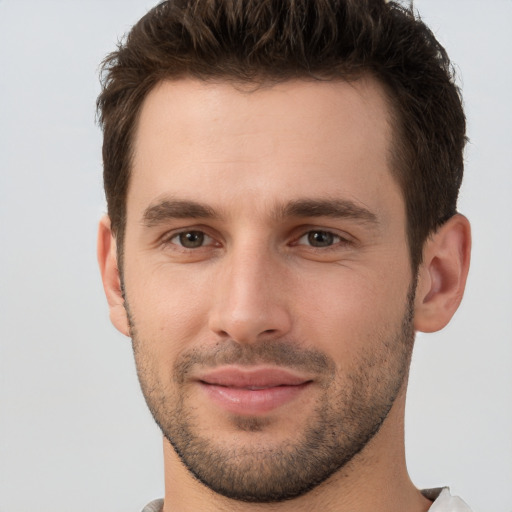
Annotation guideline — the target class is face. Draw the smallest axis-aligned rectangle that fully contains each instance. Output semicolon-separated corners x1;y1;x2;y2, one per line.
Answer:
120;78;415;502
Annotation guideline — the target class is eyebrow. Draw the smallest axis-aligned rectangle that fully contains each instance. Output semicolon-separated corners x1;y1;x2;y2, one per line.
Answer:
279;198;379;226
142;197;378;227
142;199;217;227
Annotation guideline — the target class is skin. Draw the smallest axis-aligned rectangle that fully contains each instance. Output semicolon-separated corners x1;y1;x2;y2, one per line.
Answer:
98;77;471;511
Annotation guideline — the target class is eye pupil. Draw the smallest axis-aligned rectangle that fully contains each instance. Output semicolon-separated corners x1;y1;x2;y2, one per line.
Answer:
308;231;334;247
179;231;204;248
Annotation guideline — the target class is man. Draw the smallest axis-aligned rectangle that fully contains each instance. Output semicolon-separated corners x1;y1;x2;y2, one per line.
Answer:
97;0;472;510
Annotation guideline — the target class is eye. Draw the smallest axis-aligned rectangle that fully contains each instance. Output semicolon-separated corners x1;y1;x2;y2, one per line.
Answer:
169;230;214;249
297;230;343;248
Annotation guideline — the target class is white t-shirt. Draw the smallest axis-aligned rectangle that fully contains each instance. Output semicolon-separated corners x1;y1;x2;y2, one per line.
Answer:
141;487;472;511
423;487;473;511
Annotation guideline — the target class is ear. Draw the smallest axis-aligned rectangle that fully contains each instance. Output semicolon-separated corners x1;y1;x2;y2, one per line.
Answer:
414;214;471;333
97;215;130;337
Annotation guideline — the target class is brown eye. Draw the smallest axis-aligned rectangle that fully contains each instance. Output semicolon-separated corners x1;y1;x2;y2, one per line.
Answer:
174;231;208;248
303;230;337;247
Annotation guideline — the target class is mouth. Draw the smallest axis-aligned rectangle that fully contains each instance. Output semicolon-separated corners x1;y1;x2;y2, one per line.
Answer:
197;367;313;415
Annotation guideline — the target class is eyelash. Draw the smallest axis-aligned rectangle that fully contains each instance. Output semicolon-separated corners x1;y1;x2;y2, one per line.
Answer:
162;230;218;250
161;228;352;251
294;230;350;249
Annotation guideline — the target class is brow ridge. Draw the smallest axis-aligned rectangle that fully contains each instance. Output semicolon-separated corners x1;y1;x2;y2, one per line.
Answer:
278;198;379;225
142;199;217;227
141;197;378;227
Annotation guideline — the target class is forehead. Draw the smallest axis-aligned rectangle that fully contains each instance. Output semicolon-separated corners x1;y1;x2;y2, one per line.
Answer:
128;77;401;223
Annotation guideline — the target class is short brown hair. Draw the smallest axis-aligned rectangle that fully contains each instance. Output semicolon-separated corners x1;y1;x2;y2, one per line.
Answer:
97;0;466;271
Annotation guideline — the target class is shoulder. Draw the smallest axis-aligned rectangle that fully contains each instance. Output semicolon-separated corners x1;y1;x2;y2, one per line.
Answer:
140;498;164;512
422;488;473;512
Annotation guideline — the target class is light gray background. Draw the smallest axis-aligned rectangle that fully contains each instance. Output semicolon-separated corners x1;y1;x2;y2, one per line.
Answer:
1;1;511;511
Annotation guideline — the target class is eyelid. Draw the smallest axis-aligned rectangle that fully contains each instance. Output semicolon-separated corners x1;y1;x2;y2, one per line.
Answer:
172;231;214;247
291;227;355;247
160;226;221;249
156;224;356;251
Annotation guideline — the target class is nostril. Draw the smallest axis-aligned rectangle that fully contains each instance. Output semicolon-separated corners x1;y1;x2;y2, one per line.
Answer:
208;301;293;344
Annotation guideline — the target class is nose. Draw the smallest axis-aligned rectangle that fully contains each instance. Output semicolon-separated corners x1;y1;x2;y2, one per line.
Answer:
208;242;293;344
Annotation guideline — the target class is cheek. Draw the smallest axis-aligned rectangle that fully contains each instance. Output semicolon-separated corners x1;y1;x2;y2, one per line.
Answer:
293;267;410;360
124;261;213;360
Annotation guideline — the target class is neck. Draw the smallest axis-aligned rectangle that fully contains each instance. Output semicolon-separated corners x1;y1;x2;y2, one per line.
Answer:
161;389;432;512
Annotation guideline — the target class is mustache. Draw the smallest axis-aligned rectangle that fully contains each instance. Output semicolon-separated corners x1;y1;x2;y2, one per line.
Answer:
173;340;335;384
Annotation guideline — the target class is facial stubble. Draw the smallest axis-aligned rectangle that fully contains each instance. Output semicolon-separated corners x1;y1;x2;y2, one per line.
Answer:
126;286;416;503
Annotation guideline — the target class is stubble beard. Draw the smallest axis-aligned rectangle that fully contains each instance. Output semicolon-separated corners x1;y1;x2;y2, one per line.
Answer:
127;286;416;503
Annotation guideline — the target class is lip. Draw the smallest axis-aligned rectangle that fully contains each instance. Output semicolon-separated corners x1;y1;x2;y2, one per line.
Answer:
197;367;313;415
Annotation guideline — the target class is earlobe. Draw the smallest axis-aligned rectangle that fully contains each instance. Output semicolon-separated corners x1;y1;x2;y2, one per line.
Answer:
97;215;130;337
414;214;471;333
